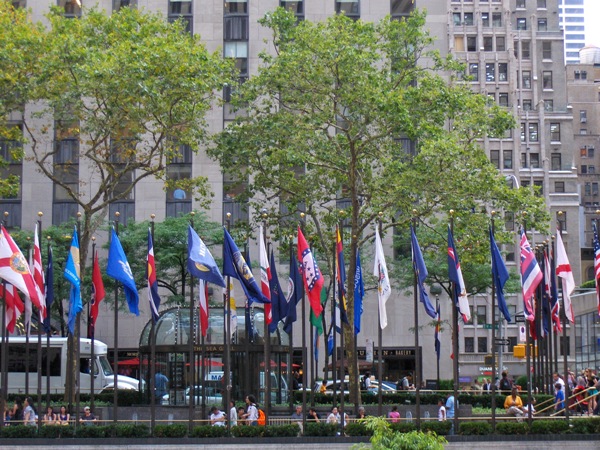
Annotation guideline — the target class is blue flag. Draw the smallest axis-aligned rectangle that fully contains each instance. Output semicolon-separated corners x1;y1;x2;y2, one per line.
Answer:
314;328;320;362
489;227;511;322
64;227;82;335
187;225;225;287
107;229;139;315
327;326;334;357
410;225;436;319
434;302;441;361
223;228;269;304
354;250;364;335
268;249;287;333
43;246;54;333
283;251;303;335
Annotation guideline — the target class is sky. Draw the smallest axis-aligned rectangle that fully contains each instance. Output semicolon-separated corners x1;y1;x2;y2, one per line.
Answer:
585;0;600;47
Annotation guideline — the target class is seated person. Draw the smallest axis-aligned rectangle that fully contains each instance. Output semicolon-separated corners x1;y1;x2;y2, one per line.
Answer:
42;406;57;425
504;387;525;420
79;406;97;425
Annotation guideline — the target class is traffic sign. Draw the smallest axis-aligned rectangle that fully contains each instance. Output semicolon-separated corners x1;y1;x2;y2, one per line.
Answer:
494;338;510;346
483;323;499;330
515;314;525;323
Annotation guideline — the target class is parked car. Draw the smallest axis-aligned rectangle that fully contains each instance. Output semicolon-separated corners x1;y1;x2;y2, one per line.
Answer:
313;379;350;396
185;385;223;405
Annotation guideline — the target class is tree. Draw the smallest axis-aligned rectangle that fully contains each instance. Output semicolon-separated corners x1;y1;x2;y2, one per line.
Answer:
209;9;547;406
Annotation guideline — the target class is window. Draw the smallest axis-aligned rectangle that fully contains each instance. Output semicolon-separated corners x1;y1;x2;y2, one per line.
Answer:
544;100;553;111
280;0;304;15
503;150;513;169
581;128;588;135
113;0;137;10
542;41;552;59
496;36;506;51
522;71;531;89
550;123;560;142
0;133;23;228
453;12;461;26
537;0;546;8
555;181;565;193
224;0;247;14
498;63;508;81
530;152;540;169
59;0;82;17
53;118;80;225
224;41;249;75
498;92;509;107
469;63;479;81
223;171;249;225
168;0;193;34
492;13;502;27
467;36;477;52
589;147;595;158
391;0;414;17
485;63;495;82
538;18;548;31
490;150;500;168
476;305;487;324
551;153;561;170
224;16;249;40
522;99;532;110
336;0;360;19
516;0;526;7
521;41;530;59
559;336;570;357
464;13;474;26
483;36;493;51
580;110;587;123
581;70;587;80
454;36;465;52
543;71;553;89
527;123;538;142
465;337;474;353
478;337;488;353
517;18;527;30
481;12;489;27
505;212;515;231
520;123;526;142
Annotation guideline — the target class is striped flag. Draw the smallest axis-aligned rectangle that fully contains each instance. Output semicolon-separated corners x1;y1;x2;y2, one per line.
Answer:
519;229;542;323
555;230;575;323
32;223;46;319
2;283;23;333
88;249;105;338
549;247;562;332
259;225;272;325
447;227;471;323
593;223;600;316
199;279;209;337
147;229;161;323
334;226;348;332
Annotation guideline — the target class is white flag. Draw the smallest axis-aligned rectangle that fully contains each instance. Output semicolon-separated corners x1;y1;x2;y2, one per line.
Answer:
555;231;575;323
373;227;391;329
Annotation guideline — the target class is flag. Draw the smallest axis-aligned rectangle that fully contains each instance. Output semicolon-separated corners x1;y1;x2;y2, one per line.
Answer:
593;223;600;316
24;251;31;336
223;228;269;305
259;225;272;325
519;229;542;323
373;227;391;329
410;225;436;319
199;279;209;337
283;249;303;335
335;227;349;331
314;328;320;362
187;225;225;287
32;223;46;319
243;247;258;343
2;283;24;333
434;302;441;361
447;227;471;323
549;247;562;333
310;286;327;335
43;246;54;333
555;230;575;323
354;250;364;335
0;225;41;310
147;229;161;323
541;251;551;338
297;226;324;318
268;249;287;333
106;228;139;315
64;227;82;334
88;250;105;338
225;279;238;339
327;325;334;356
490;227;511;322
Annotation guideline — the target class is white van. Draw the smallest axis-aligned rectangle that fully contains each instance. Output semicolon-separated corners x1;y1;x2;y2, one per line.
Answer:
0;337;139;394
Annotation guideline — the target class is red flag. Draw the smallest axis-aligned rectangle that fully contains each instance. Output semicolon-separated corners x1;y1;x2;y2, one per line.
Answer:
88;251;105;338
556;230;575;323
1;283;24;333
259;225;272;325
297;227;323;318
32;224;46;319
199;279;209;337
0;226;41;310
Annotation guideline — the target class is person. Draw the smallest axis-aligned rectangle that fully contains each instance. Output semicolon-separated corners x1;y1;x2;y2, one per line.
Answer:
319;380;327;394
499;371;512;394
291;405;304;434
445;393;455;420
242;394;259;426
79;406;97;425
554;382;565;415
482;378;491;393
438;399;446;421
387;405;400;423
504;387;525;421
210;406;226;426
155;370;169;405
524;398;536;418
58;405;70;425
229;400;238;427
23;397;36;426
585;369;598;416
363;372;371;390
237;406;246;425
357;406;367;419
398;375;412;391
10;397;23;425
326;406;340;424
307;407;320;423
42;406;57;425
553;372;566;395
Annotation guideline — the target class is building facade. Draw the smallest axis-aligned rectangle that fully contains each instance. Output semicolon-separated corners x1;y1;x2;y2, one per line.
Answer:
1;0;582;386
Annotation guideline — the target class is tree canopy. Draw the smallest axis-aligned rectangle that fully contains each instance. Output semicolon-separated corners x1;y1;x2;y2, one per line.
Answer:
209;9;548;402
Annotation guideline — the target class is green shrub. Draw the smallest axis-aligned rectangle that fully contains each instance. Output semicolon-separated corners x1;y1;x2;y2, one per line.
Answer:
459;421;492;435
345;421;373;436
75;425;108;438
389;422;417;433
0;425;38;438
529;419;569;435
263;423;300;437
153;424;188;438
495;421;529;435
113;424;149;438
420;420;452;435
231;425;264;437
94;389;142;406
569;417;600;434
304;422;337;436
38;425;76;438
190;425;228;438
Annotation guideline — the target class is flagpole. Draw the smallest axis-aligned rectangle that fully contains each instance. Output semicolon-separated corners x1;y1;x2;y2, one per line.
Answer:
332;243;338;406
46;237;52;406
0;217;6;424
287;234;294;415
90;238;96;411
188;212;196;433
299;214;308;424
546;242;554;394
25;237;31;396
261;211;272;418
224;213;232;435
449;211;459;435
557;211;569;420
35;213;43;433
337;222;345;426
522;215;534;428
113;212;120;426
376;214;383;417
149;214;156;435
411;214;421;428
490;213;498;432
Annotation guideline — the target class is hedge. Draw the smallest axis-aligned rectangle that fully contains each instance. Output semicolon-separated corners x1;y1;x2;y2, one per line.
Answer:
420;420;452;435
459;421;492;435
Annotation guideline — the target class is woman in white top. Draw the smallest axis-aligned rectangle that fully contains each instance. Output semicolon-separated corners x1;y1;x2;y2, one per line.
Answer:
326;406;340;424
229;400;238;427
23;397;37;426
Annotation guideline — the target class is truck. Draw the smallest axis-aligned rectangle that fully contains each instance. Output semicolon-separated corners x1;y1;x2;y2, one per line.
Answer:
0;337;139;394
